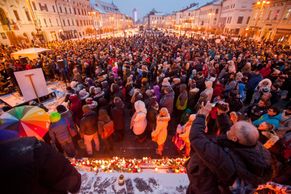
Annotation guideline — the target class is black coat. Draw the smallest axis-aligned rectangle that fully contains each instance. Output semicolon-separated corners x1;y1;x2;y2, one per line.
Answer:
186;115;272;194
110;104;125;130
0;137;81;194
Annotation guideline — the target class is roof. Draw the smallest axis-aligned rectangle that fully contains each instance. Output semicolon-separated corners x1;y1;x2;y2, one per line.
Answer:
91;0;120;14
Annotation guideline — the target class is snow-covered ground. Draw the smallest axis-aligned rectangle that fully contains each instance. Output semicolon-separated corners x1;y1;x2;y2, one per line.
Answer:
78;171;189;194
0;81;67;112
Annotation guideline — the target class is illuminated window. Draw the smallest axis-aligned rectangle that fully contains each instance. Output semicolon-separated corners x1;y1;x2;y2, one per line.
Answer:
25;11;31;21
237;16;243;24
13;10;20;21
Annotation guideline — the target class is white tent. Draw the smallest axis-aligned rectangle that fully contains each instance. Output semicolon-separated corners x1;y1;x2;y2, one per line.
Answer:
11;47;51;60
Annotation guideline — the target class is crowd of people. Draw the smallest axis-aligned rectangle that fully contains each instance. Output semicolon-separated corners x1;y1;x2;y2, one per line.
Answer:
0;30;291;193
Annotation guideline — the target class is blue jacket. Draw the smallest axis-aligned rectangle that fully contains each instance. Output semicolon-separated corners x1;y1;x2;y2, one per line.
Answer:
247;74;262;91
253;113;282;129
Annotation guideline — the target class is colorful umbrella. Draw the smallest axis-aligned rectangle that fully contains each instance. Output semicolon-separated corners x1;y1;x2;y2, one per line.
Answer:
0;106;50;139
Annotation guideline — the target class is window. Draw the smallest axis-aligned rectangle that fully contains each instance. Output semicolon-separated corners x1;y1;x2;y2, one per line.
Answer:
44;18;47;27
65;7;67;14
13;10;20;21
71;19;74;25
59;6;62;13
63;19;66;26
49;18;52;26
246;16;250;24
39;3;48;11
78;9;80;15
76;20;79;26
56;19;59;26
32;1;37;10
215;9;219;14
237;16;243;24
267;11;272;20
52;5;55;12
1;32;7;39
274;10;280;20
67;19;70;26
73;8;76;14
25;11;31;21
69;8;72;14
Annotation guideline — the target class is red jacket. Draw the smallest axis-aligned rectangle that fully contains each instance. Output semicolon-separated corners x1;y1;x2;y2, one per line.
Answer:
213;83;225;97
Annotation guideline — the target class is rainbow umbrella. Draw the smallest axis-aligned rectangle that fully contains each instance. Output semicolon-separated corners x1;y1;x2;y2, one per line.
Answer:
0;106;50;139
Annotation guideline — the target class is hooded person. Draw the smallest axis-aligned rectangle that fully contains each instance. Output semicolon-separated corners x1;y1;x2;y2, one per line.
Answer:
49;112;76;157
147;98;159;134
68;94;83;126
201;80;214;102
110;97;125;141
178;114;196;157
56;105;79;149
85;97;98;111
151;107;171;155
130;100;147;143
160;86;175;115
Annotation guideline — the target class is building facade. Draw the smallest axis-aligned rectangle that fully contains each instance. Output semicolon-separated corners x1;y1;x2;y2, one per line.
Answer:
219;0;255;35
0;0;132;45
0;0;36;45
91;0;133;34
247;0;291;44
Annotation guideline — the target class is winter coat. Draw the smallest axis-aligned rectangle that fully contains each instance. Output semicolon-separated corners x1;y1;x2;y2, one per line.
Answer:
186;115;272;194
160;92;175;114
68;95;83;125
0;137;81;194
49;118;71;144
213;83;225;98
176;91;188;110
152;113;170;145
110;102;125;130
98;110;112;137
131;101;147;135
147;106;159;131
61;110;78;137
253;113;282;129
80;111;98;135
247;74;263;91
278;113;291;132
201;87;213;103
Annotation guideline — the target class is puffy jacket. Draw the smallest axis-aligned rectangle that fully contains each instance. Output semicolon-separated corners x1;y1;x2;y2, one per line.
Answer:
131;101;147;135
49;118;71;144
253;113;282;129
61;110;77;136
80;111;98;135
0;137;81;194
152;113;170;145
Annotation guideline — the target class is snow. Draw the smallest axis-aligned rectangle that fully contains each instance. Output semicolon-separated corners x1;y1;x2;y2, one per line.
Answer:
78;171;189;194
